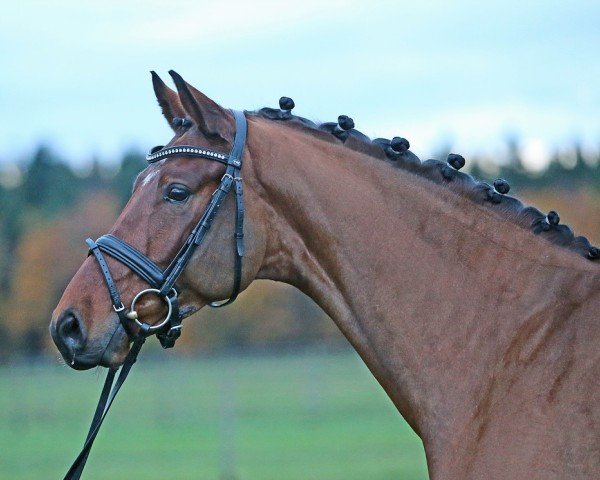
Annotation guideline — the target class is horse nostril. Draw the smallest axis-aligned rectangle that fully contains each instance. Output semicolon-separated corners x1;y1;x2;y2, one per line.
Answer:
56;310;86;351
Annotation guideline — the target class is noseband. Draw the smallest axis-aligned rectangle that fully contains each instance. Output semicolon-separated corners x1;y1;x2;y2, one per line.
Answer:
64;110;247;479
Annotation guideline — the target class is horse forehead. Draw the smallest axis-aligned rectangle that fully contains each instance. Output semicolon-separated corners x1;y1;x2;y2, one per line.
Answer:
138;158;179;186
136;158;205;189
141;168;160;187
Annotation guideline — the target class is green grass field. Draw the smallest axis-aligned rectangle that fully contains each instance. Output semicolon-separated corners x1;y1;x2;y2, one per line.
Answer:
0;350;428;479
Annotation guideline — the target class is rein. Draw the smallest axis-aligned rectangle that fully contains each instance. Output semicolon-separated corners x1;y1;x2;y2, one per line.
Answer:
63;110;247;479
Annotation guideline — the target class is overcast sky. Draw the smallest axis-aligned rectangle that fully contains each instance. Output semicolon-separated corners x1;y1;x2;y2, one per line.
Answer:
1;0;599;169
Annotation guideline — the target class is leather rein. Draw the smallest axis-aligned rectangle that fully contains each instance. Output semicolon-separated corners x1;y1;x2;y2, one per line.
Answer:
63;110;247;479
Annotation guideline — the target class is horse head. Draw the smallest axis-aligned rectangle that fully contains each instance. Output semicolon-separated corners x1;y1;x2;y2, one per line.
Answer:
50;71;269;369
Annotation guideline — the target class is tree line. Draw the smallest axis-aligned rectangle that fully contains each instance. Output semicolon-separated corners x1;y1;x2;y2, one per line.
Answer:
0;142;598;361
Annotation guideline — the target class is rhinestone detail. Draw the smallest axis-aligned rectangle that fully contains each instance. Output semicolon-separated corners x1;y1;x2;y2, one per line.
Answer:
146;145;230;163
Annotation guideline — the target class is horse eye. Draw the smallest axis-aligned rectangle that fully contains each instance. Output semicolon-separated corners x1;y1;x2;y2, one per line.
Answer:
164;184;191;203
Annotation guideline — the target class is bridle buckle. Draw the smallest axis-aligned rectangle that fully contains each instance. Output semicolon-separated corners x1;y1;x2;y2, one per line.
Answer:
113;302;125;313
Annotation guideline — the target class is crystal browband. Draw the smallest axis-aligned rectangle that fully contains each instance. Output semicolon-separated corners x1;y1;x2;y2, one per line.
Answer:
146;145;239;166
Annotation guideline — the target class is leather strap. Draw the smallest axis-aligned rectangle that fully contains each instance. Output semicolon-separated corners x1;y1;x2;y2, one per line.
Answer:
96;235;166;288
229;109;247;161
209;109;246;307
234;177;245;257
86;239;126;314
156;294;181;348
66;369;115;479
64;326;149;479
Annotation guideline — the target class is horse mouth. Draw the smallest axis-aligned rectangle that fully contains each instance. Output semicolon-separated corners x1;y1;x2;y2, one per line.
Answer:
69;357;100;371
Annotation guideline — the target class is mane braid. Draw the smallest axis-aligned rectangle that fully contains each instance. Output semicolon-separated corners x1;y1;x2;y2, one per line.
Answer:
250;107;599;262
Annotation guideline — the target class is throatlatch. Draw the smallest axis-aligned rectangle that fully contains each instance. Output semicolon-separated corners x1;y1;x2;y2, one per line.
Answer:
64;109;247;480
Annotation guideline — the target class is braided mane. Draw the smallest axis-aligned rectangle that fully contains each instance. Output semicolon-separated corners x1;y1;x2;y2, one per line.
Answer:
251;103;599;262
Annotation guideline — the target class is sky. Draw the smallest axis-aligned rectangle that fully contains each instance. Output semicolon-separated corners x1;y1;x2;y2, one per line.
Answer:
1;0;599;170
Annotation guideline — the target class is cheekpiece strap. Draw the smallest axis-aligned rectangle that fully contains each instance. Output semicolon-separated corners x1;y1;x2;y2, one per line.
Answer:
86;238;125;314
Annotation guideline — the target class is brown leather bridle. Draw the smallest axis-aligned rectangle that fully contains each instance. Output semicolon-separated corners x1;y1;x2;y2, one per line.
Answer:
64;109;247;479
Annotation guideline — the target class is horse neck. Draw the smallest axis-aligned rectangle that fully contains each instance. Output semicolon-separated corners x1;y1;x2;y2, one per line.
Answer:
245;119;599;445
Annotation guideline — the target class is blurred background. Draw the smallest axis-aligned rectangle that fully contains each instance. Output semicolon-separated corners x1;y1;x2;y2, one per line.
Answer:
1;1;599;479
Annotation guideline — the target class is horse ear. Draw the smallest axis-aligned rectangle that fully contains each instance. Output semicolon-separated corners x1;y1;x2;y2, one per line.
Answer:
151;71;186;132
168;70;234;141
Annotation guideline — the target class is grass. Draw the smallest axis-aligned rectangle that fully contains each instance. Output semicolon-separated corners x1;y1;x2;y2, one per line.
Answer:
0;349;428;479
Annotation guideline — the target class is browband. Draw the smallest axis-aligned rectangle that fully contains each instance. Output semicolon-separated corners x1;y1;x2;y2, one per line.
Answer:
146;145;240;167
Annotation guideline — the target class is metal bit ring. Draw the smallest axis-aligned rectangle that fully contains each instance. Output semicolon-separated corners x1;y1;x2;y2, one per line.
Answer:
127;288;174;332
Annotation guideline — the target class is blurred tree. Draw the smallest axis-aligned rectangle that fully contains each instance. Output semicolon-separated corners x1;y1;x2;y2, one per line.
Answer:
177;280;342;354
505;135;525;172
521;189;600;245
21;145;80;214
111;149;146;207
7;192;117;354
7;222;63;353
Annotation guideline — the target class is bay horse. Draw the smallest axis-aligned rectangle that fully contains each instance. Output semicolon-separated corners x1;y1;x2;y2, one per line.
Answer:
50;71;599;479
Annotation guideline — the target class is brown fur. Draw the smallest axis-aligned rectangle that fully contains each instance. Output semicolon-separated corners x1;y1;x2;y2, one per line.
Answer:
252;108;598;260
51;73;600;479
